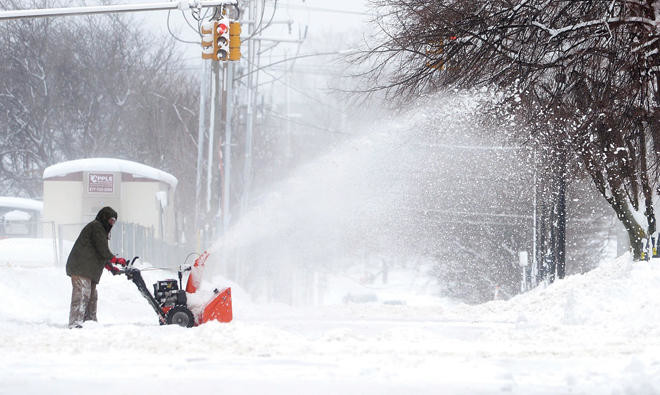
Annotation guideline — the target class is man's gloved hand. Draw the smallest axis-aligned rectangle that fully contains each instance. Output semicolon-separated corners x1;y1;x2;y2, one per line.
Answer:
110;256;127;266
105;263;120;275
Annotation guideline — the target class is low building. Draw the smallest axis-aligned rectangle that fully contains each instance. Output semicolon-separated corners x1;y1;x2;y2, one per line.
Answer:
0;197;43;238
42;158;178;244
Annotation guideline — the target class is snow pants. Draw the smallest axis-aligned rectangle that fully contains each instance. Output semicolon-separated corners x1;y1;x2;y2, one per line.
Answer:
68;275;97;328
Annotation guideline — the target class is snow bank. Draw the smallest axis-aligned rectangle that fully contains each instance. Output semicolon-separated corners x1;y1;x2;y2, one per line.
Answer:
462;253;660;331
0;238;71;268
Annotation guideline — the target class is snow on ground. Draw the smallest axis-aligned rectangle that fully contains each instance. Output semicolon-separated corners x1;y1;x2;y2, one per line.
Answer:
0;239;659;394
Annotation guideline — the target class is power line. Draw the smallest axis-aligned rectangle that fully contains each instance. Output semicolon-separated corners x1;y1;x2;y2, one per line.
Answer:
166;10;199;45
235;50;358;79
265;110;348;135
268;2;370;16
257;66;342;112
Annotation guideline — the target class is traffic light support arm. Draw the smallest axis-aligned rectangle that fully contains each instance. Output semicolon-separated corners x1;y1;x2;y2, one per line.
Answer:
0;1;237;21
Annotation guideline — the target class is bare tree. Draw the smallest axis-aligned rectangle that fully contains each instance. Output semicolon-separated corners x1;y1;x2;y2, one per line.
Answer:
359;0;659;259
0;2;200;238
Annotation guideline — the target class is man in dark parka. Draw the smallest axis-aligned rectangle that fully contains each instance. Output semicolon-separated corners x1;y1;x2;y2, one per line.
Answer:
66;206;119;328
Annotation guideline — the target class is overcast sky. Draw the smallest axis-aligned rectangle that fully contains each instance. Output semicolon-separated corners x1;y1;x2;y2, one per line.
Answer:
139;1;370;43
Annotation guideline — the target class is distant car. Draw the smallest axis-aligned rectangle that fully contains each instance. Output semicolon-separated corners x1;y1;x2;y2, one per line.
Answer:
343;293;378;304
382;299;406;306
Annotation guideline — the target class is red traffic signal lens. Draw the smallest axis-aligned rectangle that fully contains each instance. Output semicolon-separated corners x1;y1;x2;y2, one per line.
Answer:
217;23;228;34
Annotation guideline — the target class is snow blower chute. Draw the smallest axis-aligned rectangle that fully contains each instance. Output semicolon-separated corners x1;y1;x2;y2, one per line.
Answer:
116;253;232;327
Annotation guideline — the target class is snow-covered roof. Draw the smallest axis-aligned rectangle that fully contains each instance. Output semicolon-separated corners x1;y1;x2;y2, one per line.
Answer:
43;158;178;189
0;197;43;212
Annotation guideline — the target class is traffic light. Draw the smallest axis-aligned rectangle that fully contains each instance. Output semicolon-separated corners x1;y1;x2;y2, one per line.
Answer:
425;38;444;70
425;36;457;70
201;18;239;62
229;22;241;61
214;18;230;61
200;21;215;60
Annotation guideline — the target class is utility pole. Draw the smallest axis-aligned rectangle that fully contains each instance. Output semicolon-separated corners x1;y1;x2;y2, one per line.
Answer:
196;6;241;242
240;0;258;218
284;51;292;160
195;60;209;232
206;60;219;215
222;62;234;234
531;148;538;288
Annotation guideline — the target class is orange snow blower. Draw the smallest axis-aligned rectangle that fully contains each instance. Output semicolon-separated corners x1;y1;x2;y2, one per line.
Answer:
116;253;232;327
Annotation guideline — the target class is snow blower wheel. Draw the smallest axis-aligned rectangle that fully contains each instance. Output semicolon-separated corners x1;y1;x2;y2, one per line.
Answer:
166;305;195;328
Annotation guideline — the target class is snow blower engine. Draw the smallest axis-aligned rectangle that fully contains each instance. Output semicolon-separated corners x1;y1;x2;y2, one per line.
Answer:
116;254;232;328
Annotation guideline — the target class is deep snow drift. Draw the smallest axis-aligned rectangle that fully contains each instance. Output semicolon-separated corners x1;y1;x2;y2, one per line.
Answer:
0;239;659;394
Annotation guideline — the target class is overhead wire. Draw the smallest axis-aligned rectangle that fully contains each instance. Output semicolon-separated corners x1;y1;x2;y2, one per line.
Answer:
165;2;215;45
244;0;267;41
250;0;277;39
166;9;199;44
264;1;370;16
235;51;353;79
258;66;343;112
181;7;201;35
258;41;281;56
254;1;286;55
265;109;349;135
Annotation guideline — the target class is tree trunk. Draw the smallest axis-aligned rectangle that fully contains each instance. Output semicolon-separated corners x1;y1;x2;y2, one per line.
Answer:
611;190;647;259
638;131;657;239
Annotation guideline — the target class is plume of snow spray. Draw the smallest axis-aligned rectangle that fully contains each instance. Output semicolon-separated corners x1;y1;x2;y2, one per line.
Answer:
209;91;495;304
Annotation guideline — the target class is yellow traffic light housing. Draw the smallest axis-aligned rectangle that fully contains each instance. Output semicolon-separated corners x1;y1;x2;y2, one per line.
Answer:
425;36;457;70
214;18;230;61
229;22;241;61
425;38;444;70
201;21;215;60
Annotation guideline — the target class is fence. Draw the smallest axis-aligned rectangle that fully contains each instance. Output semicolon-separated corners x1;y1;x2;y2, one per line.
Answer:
0;219;190;269
57;222;190;269
0;218;47;239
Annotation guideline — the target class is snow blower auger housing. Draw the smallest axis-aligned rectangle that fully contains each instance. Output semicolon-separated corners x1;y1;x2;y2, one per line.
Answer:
117;255;232;328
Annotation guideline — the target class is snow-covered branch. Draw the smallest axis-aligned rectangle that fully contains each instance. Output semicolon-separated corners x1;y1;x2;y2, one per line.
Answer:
532;16;658;39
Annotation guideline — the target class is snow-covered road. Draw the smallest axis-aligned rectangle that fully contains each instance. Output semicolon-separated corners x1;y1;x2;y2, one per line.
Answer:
1;251;659;394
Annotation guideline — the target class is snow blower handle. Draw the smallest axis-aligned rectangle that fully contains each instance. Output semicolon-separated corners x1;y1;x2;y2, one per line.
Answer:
104;263;121;275
117;257;140;275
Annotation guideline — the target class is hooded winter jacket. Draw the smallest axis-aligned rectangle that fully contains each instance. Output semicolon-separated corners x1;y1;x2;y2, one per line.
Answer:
66;207;117;283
